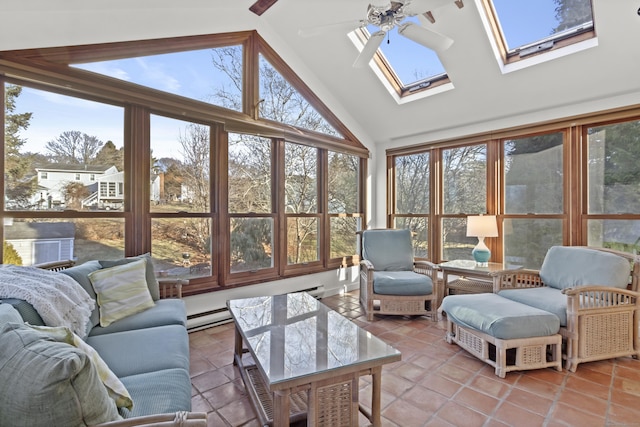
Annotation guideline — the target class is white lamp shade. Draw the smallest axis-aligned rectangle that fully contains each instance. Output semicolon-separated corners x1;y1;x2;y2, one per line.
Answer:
466;215;498;238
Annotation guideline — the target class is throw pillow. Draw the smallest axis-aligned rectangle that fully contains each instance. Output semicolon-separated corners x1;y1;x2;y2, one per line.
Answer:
29;324;133;410
0;302;23;324
89;259;155;327
99;253;161;301
0;323;121;427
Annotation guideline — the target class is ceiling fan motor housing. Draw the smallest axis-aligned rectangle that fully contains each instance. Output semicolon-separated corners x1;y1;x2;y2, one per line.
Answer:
367;2;406;32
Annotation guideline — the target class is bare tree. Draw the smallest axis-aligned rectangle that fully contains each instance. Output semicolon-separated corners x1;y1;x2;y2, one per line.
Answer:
46;130;103;164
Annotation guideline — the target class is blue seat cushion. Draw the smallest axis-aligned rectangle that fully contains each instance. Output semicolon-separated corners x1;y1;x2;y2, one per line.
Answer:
373;271;433;296
119;368;191;418
540;246;630;290
440;293;560;340
88;299;186;336
86;324;189;378
498;287;568;327
363;229;414;271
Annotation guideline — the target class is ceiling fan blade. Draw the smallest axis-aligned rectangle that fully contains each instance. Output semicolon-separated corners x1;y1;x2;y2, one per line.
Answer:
402;0;451;15
249;0;278;16
298;20;364;38
397;22;453;51
353;30;386;68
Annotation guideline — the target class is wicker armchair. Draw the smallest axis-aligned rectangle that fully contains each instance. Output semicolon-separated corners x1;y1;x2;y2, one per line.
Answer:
359;229;439;321
491;246;640;372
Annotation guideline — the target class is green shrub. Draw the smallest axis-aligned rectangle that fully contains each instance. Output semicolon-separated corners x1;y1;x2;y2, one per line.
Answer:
3;241;22;265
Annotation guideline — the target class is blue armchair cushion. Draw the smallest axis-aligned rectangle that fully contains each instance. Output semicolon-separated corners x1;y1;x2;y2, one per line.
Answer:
540;246;630;290
440;293;560;340
119;368;192;419
0;302;23;324
363;229;414;271
498;287;568;326
373;271;433;295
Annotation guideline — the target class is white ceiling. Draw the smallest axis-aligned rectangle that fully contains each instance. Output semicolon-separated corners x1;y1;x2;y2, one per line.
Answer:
2;0;640;150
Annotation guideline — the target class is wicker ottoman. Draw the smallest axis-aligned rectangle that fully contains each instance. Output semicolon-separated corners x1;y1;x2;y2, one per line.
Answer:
440;293;562;378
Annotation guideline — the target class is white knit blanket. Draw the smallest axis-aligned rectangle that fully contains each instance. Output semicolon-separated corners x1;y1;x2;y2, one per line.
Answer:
0;265;95;337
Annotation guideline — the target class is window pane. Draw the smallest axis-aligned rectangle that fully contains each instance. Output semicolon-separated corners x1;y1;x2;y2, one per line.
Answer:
394;217;428;259
328;152;358;214
3;218;124;266
5;84;124;211
395;153;429;214
150;218;212;280
504;133;563;214
587;220;640;254
228;134;272;214
490;0;593;52
366;16;447;89
73;46;244;112
443;145;486;214
285;143;317;214
442;218;476;262
587;120;640;214
330;217;359;259
230;217;274;273
150;115;210;213
258;54;341;137
503;218;562;269
287;217;319;265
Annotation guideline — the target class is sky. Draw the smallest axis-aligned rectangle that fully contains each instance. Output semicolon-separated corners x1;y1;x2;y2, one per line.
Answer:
12;0;567;161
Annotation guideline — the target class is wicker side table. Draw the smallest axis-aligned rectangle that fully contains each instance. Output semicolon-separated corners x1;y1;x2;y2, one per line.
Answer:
438;260;520;308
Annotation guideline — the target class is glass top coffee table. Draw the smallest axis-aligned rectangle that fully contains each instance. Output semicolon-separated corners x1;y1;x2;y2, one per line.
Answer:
227;292;401;427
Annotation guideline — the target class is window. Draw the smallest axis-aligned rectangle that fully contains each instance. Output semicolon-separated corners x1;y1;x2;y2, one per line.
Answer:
228;133;274;275
40;172;47;179
441;145;487;261
1;32;367;296
150;115;212;282
482;0;595;65
75;173;81;180
285;142;319;266
586;119;640;253
392;152;430;258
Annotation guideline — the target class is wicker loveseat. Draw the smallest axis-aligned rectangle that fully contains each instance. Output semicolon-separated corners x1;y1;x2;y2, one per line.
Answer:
491;246;640;372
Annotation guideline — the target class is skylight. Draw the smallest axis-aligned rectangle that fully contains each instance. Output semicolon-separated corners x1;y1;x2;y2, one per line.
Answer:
367;16;447;92
484;0;594;62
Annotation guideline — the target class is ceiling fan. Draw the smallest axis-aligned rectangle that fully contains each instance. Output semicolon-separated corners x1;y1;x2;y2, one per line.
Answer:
299;0;463;68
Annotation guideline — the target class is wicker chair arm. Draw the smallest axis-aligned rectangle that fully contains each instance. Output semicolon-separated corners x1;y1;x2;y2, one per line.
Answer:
359;259;374;273
33;259;76;272
413;260;439;274
561;285;640;311
490;269;545;292
94;412;207;427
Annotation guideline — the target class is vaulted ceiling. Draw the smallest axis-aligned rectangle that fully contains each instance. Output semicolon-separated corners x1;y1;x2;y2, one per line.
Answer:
1;0;640;149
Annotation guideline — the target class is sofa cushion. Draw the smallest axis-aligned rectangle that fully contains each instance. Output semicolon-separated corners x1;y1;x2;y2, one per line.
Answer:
89;298;187;336
540;246;630;290
60;260;103;330
0;302;23;324
373;271;433;295
440;293;560;340
86;324;189;378
119;368;192;419
498;287;568;326
29;324;133;410
0;322;121;427
0;298;42;325
100;253;160;301
89;259;155;327
363;229;414;271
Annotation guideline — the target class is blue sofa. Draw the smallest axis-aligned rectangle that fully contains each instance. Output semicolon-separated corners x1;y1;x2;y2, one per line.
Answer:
0;257;206;427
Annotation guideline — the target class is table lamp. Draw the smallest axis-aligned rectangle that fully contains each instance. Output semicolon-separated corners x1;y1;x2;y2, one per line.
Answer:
466;215;498;267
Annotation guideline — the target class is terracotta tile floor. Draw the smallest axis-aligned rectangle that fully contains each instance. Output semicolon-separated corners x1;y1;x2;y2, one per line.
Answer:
188;291;640;426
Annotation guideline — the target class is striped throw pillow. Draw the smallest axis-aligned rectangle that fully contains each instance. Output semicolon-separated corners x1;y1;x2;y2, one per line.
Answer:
88;258;155;327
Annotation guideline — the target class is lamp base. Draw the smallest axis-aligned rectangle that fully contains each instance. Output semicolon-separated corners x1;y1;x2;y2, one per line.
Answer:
472;237;491;267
